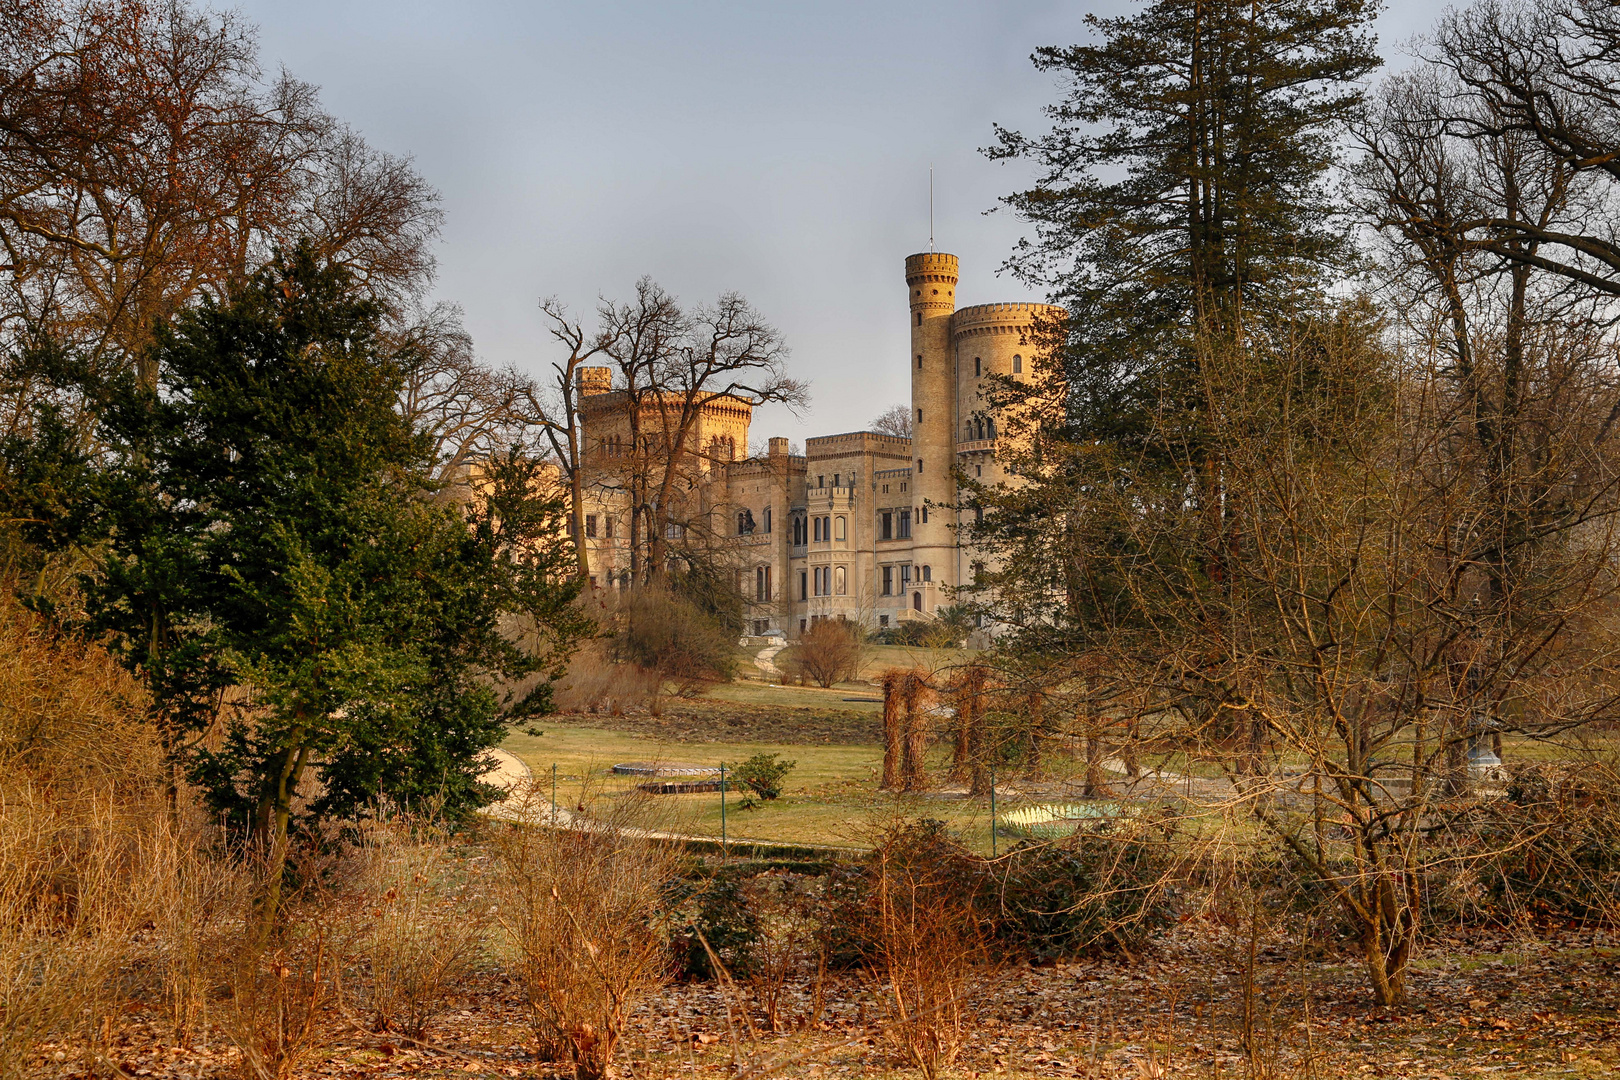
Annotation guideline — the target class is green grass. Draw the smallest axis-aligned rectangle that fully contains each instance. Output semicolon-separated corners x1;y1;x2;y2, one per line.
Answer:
500;723;1015;853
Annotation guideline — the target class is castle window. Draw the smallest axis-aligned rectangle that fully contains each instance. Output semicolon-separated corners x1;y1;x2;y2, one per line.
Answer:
882;483;890;494
605;516;615;539
738;510;754;536
756;566;771;601
800;571;808;600
974;357;981;376
921;506;929;524
585;514;598;539
901;564;911;584
817;475;824;489
880;511;892;541
880;615;889;627
988;418;996;438
898;509;911;539
913;591;922;611
1013;354;1023;373
916;408;923;423
882;565;893;595
917;458;924;474
589;575;597;588
922;565;931;582
834;566;847;595
900;482;907;492
917;354;923;368
916;312;922;326
834;516;846;542
833;473;840;488
763;507;772;534
813;516;822;543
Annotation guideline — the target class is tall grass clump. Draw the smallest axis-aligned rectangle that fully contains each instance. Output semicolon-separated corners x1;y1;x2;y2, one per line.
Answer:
0;599;168;1077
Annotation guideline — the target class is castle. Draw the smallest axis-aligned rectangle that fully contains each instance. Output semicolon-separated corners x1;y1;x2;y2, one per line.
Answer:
573;251;1062;637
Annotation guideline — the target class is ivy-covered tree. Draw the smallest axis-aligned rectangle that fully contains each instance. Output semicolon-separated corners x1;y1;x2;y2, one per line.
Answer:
88;246;583;927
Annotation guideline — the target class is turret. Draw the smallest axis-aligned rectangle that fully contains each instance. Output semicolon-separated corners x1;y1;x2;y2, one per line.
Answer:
905;252;959;608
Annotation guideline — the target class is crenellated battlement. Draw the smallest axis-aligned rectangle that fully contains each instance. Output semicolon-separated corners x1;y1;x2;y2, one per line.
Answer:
951;301;1066;338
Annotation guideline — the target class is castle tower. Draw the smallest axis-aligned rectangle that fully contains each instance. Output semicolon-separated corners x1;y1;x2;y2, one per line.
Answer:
906;251;959;605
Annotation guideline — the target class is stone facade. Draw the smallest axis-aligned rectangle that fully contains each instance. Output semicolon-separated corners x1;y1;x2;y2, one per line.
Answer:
571;251;1062;637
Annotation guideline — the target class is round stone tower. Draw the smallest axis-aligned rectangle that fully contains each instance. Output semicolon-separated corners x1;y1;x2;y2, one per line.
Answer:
906;251;959;603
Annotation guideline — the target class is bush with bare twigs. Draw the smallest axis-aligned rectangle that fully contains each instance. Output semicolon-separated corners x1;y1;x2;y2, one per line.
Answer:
495;791;678;1079
551;641;662;716
867;819;987;1080
785;620;864;687
339;817;493;1042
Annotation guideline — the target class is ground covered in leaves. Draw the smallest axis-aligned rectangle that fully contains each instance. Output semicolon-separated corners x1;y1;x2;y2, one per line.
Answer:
41;922;1618;1079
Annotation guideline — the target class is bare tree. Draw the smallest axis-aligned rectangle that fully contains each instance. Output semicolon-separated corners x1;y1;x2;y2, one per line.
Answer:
533;297;613;578
390;303;539;485
595;278;806;583
0;0;443;390
870;403;912;438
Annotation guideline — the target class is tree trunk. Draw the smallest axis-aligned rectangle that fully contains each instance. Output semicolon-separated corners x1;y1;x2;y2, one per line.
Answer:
881;671;903;790
900;673;929;792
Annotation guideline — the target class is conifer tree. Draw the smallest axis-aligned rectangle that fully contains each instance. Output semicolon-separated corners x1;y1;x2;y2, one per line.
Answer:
89;246;582;928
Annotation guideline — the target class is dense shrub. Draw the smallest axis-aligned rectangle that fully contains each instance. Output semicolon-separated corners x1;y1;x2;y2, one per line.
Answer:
664;867;761;981
991;825;1179;961
726;752;796;801
1429;763;1620;926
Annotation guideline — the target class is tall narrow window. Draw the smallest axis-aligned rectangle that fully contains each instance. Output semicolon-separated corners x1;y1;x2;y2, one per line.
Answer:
813;517;822;543
882;565;893;595
922;565;931;582
756;567;766;601
974;357;981;376
920;506;928;524
917;458;924;474
800;571;808;600
605;516;615;539
916;408;923;423
834;566;847;595
585;514;598;539
1013;354;1023;373
763;507;772;533
913;591;922;611
917;355;923;369
881;511;892;540
898;509;911;539
834;516;846;542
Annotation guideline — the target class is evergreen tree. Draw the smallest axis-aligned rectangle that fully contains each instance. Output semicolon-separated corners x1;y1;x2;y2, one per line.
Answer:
986;0;1381;455
88;247;582;926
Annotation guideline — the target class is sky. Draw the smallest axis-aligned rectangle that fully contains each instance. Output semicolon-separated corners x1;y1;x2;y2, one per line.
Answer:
235;0;1452;446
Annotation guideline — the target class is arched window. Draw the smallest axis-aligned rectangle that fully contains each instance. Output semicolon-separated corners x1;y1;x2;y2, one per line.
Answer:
917;354;923;369
916;407;923;423
834;516;847;541
913;591;922;611
834;566;847;595
1013;354;1023;373
916;312;922;326
922;565;931;582
987;418;996;438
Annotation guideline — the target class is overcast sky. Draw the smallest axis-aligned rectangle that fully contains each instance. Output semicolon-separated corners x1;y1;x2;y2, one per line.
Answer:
235;0;1451;446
